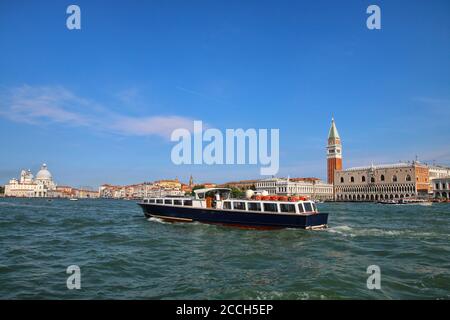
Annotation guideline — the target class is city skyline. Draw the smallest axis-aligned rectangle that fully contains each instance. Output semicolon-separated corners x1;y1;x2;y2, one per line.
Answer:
1;0;449;187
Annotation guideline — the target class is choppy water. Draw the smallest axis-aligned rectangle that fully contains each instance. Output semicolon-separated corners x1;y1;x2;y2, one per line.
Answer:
0;198;448;299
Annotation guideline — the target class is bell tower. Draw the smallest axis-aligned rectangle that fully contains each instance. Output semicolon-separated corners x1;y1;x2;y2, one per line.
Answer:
327;118;342;184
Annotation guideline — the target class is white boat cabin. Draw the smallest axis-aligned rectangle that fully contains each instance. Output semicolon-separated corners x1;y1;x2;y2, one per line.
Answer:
142;188;318;214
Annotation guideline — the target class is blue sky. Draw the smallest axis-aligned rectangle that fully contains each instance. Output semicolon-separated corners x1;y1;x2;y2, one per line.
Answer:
0;0;449;187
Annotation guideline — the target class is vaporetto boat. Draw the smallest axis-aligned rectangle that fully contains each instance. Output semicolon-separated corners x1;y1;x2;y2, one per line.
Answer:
138;188;329;230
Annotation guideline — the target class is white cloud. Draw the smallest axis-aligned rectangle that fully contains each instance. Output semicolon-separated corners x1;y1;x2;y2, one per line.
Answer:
0;85;196;139
108;115;195;137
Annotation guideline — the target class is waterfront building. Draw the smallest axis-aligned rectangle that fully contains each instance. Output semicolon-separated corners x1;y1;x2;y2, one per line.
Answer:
100;183;152;199
74;188;99;198
255;177;280;195
432;178;450;199
334;162;430;201
4;164;57;197
255;177;333;200
55;186;74;198
428;165;450;181
154;178;182;190
218;179;260;191
327;118;343;185
99;181;185;199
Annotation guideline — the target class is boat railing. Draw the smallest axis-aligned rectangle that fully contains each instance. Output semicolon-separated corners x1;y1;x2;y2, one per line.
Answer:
143;197;318;214
221;199;317;214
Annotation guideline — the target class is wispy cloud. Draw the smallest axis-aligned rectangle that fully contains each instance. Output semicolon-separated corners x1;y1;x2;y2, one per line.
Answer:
0;85;195;139
412;97;450;116
108;115;195;137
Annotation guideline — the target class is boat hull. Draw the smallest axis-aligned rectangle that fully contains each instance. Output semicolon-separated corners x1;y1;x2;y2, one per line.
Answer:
138;203;328;229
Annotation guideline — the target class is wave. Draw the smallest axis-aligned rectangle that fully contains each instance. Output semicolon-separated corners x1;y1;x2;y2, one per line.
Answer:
326;225;439;238
0;201;57;210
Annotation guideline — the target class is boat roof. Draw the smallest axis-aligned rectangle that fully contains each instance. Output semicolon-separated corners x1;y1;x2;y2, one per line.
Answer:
194;187;231;194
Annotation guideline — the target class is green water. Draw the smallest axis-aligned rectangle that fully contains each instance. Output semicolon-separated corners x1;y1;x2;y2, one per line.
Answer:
0;198;448;299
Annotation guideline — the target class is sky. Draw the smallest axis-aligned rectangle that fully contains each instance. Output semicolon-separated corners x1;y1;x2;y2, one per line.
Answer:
0;0;449;188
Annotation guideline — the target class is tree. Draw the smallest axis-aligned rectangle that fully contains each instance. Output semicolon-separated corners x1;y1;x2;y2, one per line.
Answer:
230;187;245;199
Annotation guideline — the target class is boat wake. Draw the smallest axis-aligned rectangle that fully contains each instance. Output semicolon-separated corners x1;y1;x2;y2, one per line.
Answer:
326;225;438;238
147;217;170;224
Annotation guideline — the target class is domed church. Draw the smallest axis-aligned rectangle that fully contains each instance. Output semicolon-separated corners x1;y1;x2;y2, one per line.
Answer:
4;163;57;197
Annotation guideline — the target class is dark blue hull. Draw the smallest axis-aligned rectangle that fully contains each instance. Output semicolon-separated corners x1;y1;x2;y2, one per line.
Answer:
138;203;328;229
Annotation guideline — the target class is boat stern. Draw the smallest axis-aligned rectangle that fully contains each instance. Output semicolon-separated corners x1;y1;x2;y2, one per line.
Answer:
304;213;328;230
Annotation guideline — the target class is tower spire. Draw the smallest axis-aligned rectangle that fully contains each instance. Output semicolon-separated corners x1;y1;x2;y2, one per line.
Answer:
326;117;343;185
328;117;340;140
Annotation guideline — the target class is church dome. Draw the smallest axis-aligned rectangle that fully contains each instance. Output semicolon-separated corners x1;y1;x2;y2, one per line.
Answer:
36;164;52;180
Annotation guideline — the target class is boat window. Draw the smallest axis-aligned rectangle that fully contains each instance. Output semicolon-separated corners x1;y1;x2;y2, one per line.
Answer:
280;203;296;213
233;202;246;210
156;199;163;204
297;204;305;213
223;201;231;209
311;203;317;212
247;202;262;211
263;203;278;212
304;202;313;212
149;199;155;204
164;199;172;205
173;200;182;205
183;200;193;206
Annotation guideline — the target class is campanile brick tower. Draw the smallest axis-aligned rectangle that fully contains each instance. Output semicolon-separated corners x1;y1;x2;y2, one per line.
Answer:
327;118;342;185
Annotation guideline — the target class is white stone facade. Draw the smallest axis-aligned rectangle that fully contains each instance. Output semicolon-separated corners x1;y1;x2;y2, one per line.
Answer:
334;162;430;201
428;165;450;181
255;178;333;200
4;164;56;197
432;178;450;199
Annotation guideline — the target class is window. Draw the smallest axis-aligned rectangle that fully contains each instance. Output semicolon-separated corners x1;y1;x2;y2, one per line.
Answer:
164;199;172;205
173;200;182;205
312;203;317;212
406;175;412;182
156;199;163;204
223;201;231;209
304;202;313;212
183;200;192;206
393;175;398;182
340;177;344;183
263;203;278;212
280;203;296;213
371;177;375;183
362;176;366;182
380;175;385;181
435;183;440;190
247;202;261;211
149;199;155;203
233;202;246;210
350;176;355;183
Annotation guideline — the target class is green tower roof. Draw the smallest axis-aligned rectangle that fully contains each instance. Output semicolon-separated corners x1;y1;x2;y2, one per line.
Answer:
328;117;340;140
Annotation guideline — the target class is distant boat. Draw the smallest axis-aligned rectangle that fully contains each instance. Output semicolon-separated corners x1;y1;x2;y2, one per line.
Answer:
378;199;432;206
69;198;78;201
